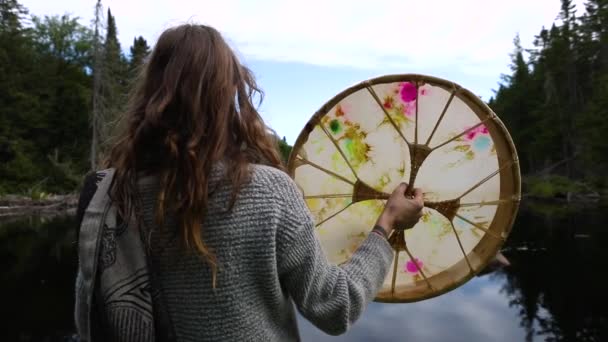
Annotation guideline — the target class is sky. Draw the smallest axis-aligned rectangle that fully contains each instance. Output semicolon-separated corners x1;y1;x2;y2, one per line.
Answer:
21;0;585;144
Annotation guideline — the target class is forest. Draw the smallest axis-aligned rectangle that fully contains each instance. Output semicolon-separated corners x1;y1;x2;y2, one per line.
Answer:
0;0;606;199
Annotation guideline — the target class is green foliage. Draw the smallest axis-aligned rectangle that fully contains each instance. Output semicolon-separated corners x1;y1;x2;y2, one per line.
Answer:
6;13;91;192
2;0;605;198
0;0;28;31
490;0;608;193
31;14;92;65
25;182;50;200
525;175;586;198
0;0;298;194
98;8;129;151
277;136;293;165
521;200;582;218
129;35;150;77
0;2;93;194
0;1;154;194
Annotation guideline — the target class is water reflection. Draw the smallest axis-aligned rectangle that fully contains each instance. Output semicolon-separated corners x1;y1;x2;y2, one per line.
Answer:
499;206;608;342
298;205;608;342
0;215;78;342
298;276;527;342
1;205;606;341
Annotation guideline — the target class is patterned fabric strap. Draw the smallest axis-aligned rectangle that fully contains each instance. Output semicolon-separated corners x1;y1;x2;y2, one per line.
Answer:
75;169;177;342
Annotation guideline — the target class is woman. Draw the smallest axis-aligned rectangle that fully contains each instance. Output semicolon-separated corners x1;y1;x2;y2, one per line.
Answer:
75;24;424;342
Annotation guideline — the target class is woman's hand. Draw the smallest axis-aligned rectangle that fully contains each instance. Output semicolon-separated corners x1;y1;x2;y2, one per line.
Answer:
375;183;424;236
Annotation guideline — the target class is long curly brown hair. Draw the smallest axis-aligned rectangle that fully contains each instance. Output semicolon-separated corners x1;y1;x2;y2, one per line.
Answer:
103;24;284;287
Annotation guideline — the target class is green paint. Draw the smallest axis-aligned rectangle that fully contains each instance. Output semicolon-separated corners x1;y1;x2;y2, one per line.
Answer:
329;119;341;134
454;145;471;152
378;174;391;188
398;163;407;177
341;134;371;168
344;138;354;154
334;123;371;168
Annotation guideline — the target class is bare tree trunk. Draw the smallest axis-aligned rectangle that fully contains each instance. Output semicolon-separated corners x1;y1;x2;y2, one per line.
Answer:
90;0;104;170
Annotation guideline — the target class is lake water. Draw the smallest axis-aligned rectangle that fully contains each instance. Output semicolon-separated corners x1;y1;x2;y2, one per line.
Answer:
1;203;606;342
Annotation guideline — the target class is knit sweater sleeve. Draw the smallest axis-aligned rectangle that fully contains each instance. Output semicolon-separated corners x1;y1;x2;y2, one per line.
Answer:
272;171;394;336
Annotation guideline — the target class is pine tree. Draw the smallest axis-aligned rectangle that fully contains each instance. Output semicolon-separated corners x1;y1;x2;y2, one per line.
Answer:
129;35;150;76
489;0;608;189
90;0;104;169
0;0;28;31
99;7;128;155
584;0;608;69
277;136;292;164
490;35;537;173
578;0;608;185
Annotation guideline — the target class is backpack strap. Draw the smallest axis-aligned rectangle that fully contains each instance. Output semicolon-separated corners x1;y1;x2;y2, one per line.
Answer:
75;169;177;342
74;168;116;342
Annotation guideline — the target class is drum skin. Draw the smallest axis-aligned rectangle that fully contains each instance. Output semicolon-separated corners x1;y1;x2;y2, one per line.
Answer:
287;74;521;303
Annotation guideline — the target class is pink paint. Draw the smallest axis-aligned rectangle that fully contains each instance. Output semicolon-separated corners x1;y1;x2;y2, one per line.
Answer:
405;258;423;274
400;82;417;102
465;124;489;141
403;103;415;117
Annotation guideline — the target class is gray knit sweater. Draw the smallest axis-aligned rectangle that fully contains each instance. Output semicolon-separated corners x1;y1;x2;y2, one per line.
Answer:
94;163;394;341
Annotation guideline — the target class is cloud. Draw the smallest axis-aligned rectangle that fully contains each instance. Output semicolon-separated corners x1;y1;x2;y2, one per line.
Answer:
21;0;586;141
22;0;586;77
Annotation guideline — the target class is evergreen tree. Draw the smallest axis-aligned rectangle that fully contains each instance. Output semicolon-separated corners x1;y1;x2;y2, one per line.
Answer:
90;0;104;169
584;0;608;69
0;0;28;31
99;8;128;153
489;0;608;190
1;0;606;196
277;136;292;164
490;35;537;173
129;35;150;76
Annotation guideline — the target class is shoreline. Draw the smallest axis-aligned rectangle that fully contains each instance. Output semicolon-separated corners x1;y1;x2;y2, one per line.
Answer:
0;194;79;221
0;191;603;221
